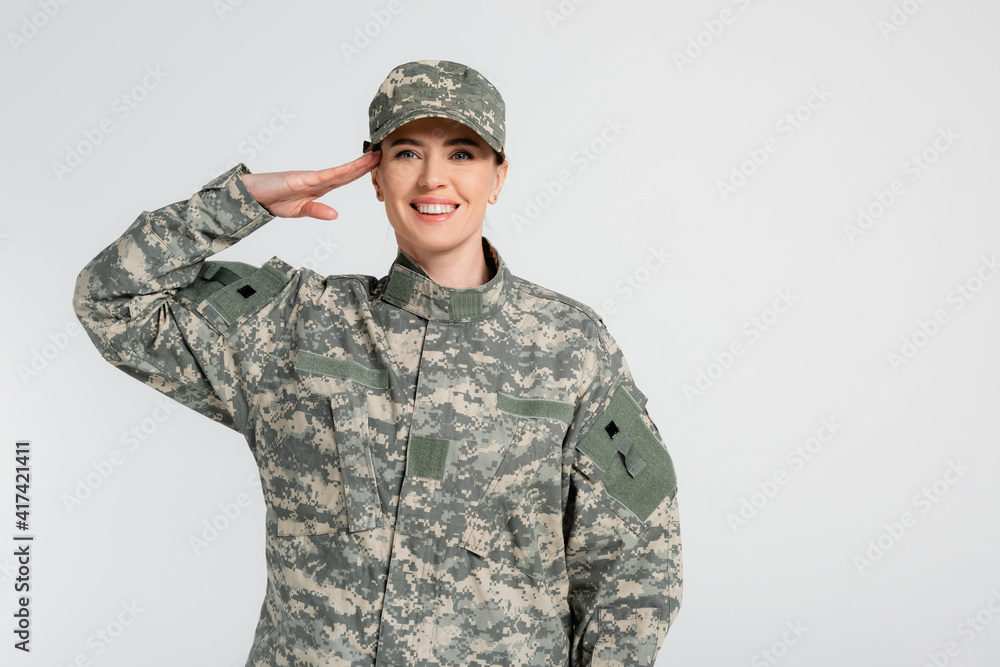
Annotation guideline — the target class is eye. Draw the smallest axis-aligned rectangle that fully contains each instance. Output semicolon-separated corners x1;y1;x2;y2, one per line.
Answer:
451;150;474;160
394;149;418;159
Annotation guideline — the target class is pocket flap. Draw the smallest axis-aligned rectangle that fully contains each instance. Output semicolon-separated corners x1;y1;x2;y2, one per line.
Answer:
328;394;383;533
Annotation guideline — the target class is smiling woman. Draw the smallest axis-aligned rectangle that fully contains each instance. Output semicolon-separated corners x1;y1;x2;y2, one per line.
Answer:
71;59;682;667
371;116;508;287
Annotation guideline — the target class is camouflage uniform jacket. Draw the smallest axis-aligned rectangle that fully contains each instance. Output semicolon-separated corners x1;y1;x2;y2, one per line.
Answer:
72;163;682;666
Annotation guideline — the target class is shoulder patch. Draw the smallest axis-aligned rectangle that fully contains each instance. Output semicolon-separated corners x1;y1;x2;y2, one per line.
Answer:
576;384;676;522
177;260;289;327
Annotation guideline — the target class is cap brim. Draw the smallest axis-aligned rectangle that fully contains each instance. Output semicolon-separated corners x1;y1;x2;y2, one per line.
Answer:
368;107;503;154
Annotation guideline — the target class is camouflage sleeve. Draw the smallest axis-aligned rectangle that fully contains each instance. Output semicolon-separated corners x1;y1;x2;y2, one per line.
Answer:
72;163;291;436
564;322;682;666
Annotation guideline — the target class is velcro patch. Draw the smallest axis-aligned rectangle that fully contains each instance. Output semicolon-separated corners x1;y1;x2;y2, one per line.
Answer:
204;262;289;326
294;351;389;389
576;385;675;522
497;391;575;424
175;260;258;304
406;434;451;481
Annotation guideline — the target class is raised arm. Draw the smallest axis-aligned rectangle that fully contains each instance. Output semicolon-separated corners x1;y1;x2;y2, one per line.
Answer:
71;153;380;435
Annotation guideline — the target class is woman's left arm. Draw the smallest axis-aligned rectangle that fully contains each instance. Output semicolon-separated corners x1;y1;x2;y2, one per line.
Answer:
564;323;683;666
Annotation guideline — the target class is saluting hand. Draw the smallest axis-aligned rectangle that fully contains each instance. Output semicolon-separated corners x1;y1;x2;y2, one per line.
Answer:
238;151;381;220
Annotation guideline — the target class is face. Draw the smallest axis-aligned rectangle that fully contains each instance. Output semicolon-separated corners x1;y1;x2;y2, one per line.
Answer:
371;116;507;259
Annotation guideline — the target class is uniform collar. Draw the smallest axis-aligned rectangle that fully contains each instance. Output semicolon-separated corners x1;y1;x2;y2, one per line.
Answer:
380;236;510;322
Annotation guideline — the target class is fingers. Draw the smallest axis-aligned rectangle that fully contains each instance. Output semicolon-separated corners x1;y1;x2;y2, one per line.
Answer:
300;201;339;220
314;151;381;189
267;152;380;218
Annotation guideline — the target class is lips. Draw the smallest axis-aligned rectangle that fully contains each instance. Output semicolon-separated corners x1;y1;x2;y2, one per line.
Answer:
413;203;457;215
409;196;460;217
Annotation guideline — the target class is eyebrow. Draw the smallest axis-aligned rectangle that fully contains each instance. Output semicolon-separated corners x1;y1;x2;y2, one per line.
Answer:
387;137;484;149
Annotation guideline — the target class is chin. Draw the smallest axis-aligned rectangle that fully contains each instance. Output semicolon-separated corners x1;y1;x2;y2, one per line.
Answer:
397;226;476;253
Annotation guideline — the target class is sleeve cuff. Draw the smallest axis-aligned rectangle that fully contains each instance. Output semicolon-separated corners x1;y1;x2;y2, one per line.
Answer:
587;606;660;666
196;162;275;244
200;161;252;190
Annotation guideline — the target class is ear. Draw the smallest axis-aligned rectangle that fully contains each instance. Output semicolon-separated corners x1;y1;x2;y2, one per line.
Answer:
488;159;508;205
371;167;384;201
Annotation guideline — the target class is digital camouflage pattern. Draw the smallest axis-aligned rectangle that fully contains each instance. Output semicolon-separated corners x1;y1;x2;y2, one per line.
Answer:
365;59;506;155
72;163;682;666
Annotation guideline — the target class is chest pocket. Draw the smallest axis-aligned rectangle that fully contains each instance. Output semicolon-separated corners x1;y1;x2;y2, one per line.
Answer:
458;392;574;582
257;351;386;537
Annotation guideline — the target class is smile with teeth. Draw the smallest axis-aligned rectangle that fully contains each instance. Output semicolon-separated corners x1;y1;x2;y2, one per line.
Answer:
412;203;458;215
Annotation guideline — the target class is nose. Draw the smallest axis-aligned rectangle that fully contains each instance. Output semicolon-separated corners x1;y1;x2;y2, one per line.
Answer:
416;152;446;190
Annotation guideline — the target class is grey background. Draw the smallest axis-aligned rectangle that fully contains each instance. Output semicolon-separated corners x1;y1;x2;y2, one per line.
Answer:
1;0;998;665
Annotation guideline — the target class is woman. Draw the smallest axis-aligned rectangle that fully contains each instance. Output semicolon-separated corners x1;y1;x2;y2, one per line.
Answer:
73;59;682;666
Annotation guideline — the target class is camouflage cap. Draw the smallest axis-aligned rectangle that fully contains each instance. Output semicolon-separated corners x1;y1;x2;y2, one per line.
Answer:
364;60;505;156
